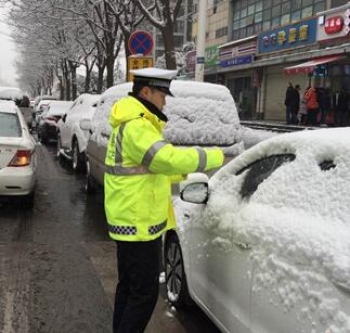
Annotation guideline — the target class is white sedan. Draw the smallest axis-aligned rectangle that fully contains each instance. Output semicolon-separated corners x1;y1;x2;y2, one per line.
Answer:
57;93;100;172
0;101;37;208
164;127;350;333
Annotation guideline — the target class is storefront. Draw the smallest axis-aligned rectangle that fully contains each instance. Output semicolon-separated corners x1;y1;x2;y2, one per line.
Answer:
257;18;318;121
316;4;350;93
218;38;258;119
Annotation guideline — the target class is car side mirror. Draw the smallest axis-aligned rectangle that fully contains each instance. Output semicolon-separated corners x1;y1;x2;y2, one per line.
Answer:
62;114;67;122
180;173;210;204
180;182;209;204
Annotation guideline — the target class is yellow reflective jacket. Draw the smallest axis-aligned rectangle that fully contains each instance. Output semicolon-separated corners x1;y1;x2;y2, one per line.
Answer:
104;95;224;242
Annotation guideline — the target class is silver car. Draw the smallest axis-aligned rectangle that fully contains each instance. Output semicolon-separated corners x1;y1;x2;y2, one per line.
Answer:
0;101;37;208
84;81;244;193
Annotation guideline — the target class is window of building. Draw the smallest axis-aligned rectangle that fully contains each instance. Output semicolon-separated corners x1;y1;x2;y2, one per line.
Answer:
255;11;263;23
247;15;254;25
314;1;325;14
156;35;164;47
254;22;263;33
272;16;280;27
231;0;321;41
174;20;184;33
248;4;255;15
291;10;301;22
174;35;184;48
247;25;255;35
282;1;291;14
263;20;271;30
256;1;263;11
263;9;271;20
301;5;313;18
302;0;313;6
240;17;247;28
272;5;281;17
291;0;302;10
216;27;228;38
281;13;290;25
240;28;247;38
331;0;349;8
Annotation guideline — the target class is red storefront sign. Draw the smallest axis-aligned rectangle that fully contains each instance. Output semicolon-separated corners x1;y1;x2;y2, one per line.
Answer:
324;16;344;34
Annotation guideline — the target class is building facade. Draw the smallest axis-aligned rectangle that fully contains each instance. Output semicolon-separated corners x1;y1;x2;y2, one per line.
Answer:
191;0;350;121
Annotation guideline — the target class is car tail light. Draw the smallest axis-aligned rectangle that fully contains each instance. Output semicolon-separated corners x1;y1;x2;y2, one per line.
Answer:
8;150;31;167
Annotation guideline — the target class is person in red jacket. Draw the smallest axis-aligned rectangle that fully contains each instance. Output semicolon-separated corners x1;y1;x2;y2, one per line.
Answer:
304;85;319;126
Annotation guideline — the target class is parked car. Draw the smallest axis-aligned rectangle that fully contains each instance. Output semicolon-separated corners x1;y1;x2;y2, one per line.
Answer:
0;101;37;208
84;81;243;193
165;127;350;333
37;100;73;143
56;93;101;172
32;95;58;126
33;99;56;127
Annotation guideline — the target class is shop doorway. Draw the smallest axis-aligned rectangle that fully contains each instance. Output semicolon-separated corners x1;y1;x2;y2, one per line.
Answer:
228;77;257;120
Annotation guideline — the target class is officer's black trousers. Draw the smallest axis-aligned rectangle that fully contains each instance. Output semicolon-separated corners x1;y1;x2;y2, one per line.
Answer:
113;237;161;333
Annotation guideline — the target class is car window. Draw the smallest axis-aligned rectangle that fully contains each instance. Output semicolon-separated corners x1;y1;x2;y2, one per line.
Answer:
237;154;296;199
0;112;21;137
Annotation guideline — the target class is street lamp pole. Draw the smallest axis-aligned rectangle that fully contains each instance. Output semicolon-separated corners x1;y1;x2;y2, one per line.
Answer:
195;0;208;82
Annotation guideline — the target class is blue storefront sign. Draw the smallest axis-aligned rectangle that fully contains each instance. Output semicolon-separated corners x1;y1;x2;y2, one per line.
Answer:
258;18;317;54
220;55;253;67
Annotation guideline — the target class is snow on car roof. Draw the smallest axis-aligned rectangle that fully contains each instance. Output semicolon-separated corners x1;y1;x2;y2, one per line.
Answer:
92;80;242;147
0;100;19;114
0;87;24;101
46;101;74;116
78;93;101;105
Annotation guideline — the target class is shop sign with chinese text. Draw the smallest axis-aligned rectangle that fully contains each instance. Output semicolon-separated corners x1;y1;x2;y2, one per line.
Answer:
127;56;153;82
219;42;256;67
258;18;317;54
317;7;350;42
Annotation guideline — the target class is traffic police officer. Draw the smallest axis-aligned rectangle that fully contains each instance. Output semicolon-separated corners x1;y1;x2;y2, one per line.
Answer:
104;67;224;333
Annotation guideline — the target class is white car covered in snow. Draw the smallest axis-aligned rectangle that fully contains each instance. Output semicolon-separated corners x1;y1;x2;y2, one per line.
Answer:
0;101;37;208
56;93;100;172
84;80;243;192
165;127;350;333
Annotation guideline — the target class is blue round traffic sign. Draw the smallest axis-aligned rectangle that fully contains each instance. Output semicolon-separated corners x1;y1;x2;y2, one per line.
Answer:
128;30;154;56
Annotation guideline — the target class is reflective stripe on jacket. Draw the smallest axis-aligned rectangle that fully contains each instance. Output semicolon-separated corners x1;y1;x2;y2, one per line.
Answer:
104;95;224;241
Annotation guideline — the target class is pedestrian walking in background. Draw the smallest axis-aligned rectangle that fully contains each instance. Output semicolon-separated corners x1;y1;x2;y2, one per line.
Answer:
292;84;301;124
321;88;332;126
305;85;319;126
298;87;308;126
284;82;295;124
336;88;349;127
104;67;224;333
284;82;300;124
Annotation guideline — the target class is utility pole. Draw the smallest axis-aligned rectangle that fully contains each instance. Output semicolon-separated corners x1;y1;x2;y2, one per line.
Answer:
195;0;207;82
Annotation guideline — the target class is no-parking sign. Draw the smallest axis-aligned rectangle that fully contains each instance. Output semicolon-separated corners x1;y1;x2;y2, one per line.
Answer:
128;30;154;56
